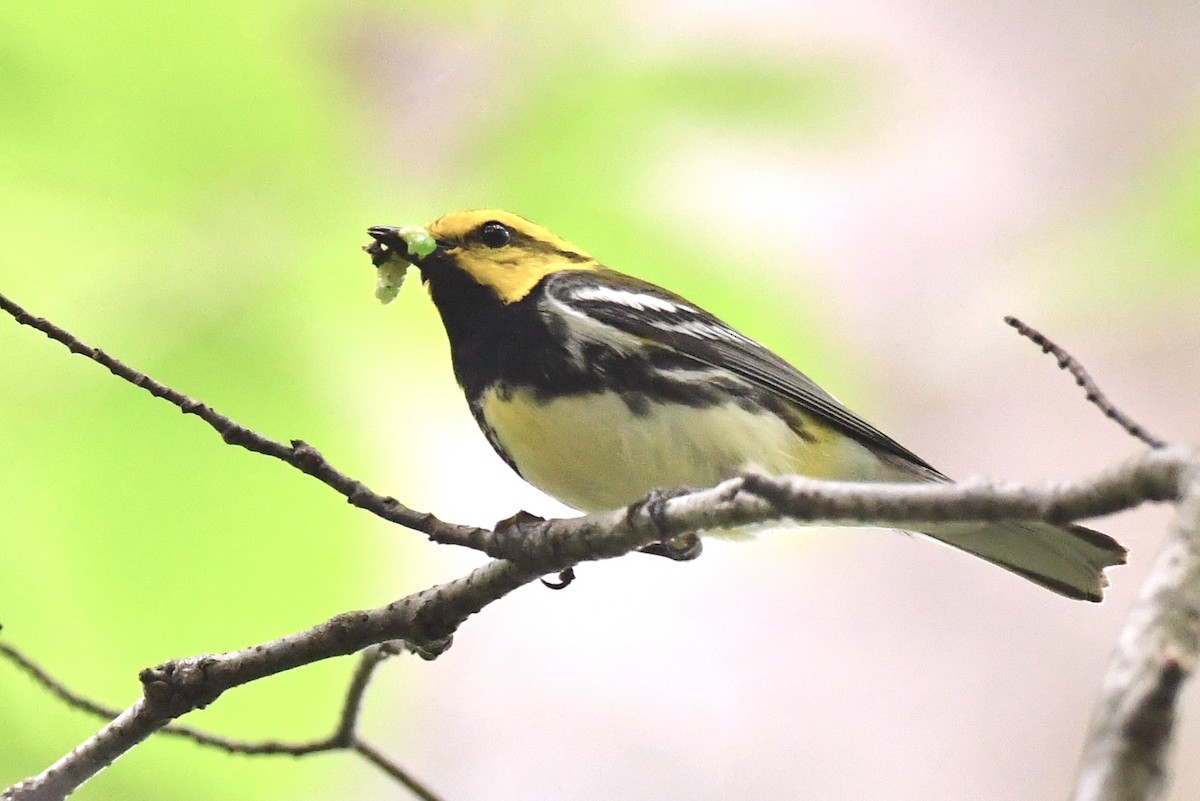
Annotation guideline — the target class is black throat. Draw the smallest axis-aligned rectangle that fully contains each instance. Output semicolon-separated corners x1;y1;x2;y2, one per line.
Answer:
423;259;569;401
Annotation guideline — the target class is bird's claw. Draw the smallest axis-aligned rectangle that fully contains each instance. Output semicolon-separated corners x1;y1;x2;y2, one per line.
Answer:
638;533;703;561
541;567;576;590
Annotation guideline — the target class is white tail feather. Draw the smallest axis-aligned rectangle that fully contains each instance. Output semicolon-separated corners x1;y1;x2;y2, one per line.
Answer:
917;520;1126;601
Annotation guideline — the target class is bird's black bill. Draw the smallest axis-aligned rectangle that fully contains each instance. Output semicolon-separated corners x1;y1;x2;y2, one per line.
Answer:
364;225;439;268
367;225;402;244
366;226;402;268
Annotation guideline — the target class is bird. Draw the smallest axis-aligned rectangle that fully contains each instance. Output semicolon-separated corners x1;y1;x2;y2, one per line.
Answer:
365;209;1126;601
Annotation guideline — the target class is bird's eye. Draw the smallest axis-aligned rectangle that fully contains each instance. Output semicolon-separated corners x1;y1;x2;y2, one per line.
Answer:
478;221;512;248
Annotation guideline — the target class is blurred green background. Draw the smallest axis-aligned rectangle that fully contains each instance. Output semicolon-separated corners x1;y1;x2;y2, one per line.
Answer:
2;2;1198;800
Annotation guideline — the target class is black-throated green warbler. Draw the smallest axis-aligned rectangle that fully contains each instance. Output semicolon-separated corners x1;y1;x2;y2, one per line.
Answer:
366;209;1125;601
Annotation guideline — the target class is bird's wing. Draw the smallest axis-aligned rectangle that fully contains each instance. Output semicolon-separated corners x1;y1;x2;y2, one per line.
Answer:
543;269;944;477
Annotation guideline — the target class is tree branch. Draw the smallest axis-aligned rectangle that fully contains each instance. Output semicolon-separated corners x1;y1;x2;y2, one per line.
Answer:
6;292;1200;801
0;292;489;552
7;446;1197;800
1071;466;1200;801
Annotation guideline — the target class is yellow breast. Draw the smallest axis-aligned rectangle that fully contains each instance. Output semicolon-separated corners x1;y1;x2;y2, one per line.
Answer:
478;387;888;513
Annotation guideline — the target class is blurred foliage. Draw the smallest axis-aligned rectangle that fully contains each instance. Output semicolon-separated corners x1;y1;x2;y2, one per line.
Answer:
2;0;1198;798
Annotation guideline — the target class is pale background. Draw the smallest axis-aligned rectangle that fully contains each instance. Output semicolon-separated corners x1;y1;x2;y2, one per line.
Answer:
1;1;1198;799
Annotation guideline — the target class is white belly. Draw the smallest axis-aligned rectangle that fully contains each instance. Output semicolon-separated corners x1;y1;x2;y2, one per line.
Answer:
478;387;888;513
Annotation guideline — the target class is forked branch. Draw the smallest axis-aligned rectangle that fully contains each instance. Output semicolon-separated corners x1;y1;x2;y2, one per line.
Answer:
2;293;1196;801
0;640;443;801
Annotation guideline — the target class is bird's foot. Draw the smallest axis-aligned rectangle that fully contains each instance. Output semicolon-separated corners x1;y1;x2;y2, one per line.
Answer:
493;510;577;589
629;487;703;561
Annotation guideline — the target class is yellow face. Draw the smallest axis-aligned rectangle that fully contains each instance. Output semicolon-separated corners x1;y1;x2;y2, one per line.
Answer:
426;209;600;304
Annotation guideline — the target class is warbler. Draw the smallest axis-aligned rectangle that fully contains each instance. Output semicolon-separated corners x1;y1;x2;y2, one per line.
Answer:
366;209;1125;601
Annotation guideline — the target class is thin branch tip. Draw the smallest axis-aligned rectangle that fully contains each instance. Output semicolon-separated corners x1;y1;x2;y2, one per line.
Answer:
1005;314;1165;449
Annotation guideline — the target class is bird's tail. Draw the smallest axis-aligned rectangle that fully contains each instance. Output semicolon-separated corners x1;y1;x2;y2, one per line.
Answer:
917;520;1127;602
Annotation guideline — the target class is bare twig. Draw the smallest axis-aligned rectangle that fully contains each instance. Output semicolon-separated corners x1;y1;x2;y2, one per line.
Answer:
0;641;123;722
2;556;542;801
354;740;444;801
0;639;443;800
0;292;491;553
1005;316;1165;448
